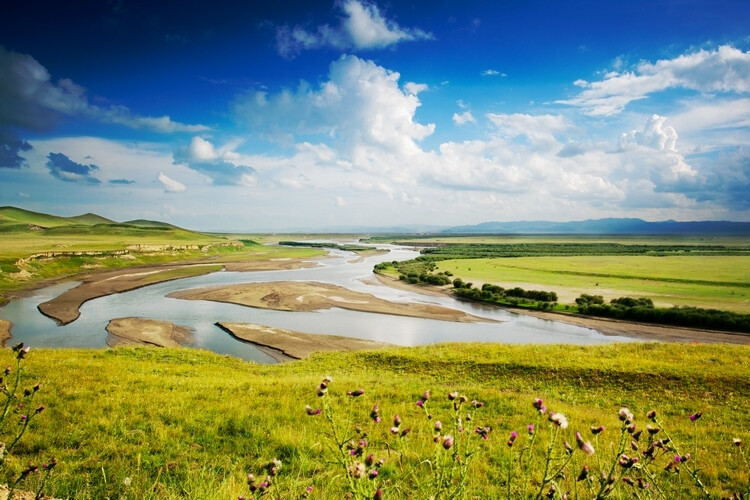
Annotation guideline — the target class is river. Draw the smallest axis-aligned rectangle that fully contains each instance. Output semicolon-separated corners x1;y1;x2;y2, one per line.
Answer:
0;244;632;362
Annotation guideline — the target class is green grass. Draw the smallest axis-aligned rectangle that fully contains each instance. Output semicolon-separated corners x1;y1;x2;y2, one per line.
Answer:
5;343;750;499
436;255;750;312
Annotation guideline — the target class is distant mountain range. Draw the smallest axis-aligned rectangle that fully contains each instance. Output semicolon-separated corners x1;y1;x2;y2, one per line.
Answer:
442;218;750;235
2;206;749;235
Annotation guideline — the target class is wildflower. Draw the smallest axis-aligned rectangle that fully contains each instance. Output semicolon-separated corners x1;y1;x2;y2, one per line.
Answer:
548;412;568;429
674;454;682;463
474;426;491;440
442;435;454;450
434;420;443;432
637;478;650;490
689;411;703;422
575;432;595;455
305;405;321;416
390;427;399;434
577;465;589;481
646;425;660;435
17;346;30;360
400;427;411;438
33;383;41;392
123;477;132;487
507;431;518;447
564;441;573;454
527;424;535;434
591;425;604;434
618;407;634;423
347;388;365;397
416;400;424;408
370;404;381;423
350;462;365;479
471;400;484;408
267;458;282;476
365;453;375;467
448;391;459;400
393;414;401;427
733;437;742;446
622;477;635;486
421;390;431;401
3;366;10;376
533;398;546;412
321;375;332;385
373;489;384;500
631;428;642;440
368;469;379;479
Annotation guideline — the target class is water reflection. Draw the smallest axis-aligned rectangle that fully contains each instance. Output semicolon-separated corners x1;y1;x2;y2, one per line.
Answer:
0;245;632;362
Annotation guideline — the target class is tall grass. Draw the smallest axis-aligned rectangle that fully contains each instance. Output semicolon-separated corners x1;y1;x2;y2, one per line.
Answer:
4;342;749;498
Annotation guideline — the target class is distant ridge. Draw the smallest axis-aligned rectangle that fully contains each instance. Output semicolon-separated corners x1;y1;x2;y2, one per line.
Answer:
443;218;750;235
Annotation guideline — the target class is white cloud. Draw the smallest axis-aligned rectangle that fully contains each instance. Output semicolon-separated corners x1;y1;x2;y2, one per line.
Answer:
157;172;186;193
481;69;502;76
404;82;428;95
452;111;476;125
335;195;346;207
188;136;219;161
559;45;750;116
0;46;208;133
487;113;571;145
275;0;432;58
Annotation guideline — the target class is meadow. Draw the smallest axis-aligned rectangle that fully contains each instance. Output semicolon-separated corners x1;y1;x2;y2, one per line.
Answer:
3;343;749;499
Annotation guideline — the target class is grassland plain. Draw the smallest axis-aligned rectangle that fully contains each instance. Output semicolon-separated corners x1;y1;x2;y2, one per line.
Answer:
4;344;749;499
434;255;750;312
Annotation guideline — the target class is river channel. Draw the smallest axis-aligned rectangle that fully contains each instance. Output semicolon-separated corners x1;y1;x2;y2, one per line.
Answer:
0;245;631;362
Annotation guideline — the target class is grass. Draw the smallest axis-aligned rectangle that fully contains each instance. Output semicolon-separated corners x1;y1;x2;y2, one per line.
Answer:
435;255;750;313
5;343;750;499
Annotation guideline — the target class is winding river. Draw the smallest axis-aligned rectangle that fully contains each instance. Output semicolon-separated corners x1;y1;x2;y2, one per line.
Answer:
0;245;631;362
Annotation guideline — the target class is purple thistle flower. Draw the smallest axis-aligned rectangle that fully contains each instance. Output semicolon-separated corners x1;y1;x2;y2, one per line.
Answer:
591;425;605;435
471;400;484;408
368;469;379;479
347;388;365;397
448;391;459;400
527;424;535;434
373;489;384;500
689;411;702;422
393;414;401;427
415;400;423;408
434;420;443;432
507;431;518;447
442;435;454;450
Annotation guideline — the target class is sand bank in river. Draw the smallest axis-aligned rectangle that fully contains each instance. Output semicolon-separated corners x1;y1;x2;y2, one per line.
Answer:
35;257;318;326
0;319;11;346
168;280;493;323
217;322;390;362
105;317;193;348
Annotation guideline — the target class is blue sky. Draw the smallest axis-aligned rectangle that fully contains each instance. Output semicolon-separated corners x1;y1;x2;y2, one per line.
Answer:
1;0;749;230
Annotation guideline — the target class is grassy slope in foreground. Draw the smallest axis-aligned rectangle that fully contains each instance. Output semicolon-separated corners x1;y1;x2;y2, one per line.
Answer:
7;343;750;499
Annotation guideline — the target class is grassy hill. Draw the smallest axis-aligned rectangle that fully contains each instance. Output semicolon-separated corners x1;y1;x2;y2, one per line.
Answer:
0;207;242;301
4;343;749;499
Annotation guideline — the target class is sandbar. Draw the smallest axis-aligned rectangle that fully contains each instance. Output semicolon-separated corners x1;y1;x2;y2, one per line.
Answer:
0;319;11;346
217;321;390;361
168;281;493;323
36;257;317;326
105;317;193;348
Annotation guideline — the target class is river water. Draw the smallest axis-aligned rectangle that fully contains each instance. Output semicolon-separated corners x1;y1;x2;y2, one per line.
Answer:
0;245;631;362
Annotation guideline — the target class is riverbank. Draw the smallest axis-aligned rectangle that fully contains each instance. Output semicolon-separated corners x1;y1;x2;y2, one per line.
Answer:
168;280;492;323
216;321;390;361
373;273;750;344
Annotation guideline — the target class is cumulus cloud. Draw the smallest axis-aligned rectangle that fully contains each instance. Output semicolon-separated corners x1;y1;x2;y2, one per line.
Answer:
233;55;435;166
173;136;257;186
0;46;208;133
559;45;750;116
452;111;476;125
275;0;432;58
45;152;101;184
0;129;32;168
157;172;186;193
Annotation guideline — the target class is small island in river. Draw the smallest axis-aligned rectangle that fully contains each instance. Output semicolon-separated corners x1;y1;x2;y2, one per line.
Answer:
168;280;494;323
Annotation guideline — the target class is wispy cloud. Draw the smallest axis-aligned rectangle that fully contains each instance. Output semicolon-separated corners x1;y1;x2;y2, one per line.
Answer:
275;0;433;58
452;111;476;125
0;46;209;133
559;45;750;116
157;172;186;193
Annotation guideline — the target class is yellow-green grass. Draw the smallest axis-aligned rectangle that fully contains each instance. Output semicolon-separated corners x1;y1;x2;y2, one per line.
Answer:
5;343;750;499
436;255;750;313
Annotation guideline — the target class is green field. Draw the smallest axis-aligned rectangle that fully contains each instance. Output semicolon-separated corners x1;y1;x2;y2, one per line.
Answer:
3;344;748;499
436;255;750;313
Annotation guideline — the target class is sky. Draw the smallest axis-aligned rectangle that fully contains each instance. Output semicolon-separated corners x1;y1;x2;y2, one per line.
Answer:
1;1;749;231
